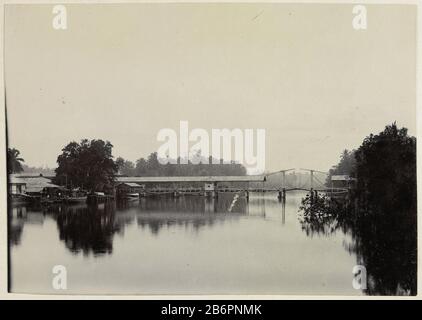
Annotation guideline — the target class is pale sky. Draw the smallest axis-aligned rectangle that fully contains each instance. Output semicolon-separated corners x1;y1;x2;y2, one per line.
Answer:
5;3;417;173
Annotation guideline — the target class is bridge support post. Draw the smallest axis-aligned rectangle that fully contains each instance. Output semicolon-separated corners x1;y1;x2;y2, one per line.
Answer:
310;170;314;190
278;188;286;203
212;182;218;199
245;190;249;202
205;197;217;213
345;191;351;210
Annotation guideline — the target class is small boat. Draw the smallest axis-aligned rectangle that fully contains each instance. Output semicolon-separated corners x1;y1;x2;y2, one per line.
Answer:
122;193;140;201
65;196;88;203
40;197;63;205
66;188;88;203
9;193;33;203
87;192;114;204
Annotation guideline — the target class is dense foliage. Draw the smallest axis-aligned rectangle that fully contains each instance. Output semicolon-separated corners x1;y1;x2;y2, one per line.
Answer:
116;152;247;177
326;123;416;212
7;148;24;174
300;123;417;295
326;149;356;185
354;123;416;212
54;139;118;192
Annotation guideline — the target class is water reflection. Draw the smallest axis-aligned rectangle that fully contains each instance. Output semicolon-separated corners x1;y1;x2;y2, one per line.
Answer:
8;191;415;295
55;203;122;256
9;194;252;256
298;194;417;295
133;195;250;235
9;206;27;246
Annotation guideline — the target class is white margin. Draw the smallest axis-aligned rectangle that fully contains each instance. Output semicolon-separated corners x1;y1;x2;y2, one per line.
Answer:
0;0;420;300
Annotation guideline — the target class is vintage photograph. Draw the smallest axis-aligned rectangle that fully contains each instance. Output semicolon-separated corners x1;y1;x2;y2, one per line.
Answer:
4;3;417;296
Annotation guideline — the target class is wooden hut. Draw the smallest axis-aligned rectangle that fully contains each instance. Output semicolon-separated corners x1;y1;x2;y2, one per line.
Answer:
116;182;145;200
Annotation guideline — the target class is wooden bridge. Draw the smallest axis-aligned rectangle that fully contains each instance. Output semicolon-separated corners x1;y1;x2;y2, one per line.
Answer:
115;169;349;200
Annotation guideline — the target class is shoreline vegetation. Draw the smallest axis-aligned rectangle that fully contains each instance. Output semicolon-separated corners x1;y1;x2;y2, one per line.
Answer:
299;123;417;295
8;123;416;200
8;123;416;201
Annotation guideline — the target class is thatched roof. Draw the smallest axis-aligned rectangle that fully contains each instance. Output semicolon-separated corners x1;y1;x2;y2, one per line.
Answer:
9;174;60;193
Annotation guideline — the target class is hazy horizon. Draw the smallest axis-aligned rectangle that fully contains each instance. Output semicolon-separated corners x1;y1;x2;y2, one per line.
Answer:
5;4;417;172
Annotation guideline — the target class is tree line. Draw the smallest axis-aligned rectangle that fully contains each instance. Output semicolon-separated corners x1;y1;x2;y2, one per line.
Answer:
115;153;247;177
302;123;417;295
326;122;416;212
8;139;247;192
9;122;416;203
7;148;24;174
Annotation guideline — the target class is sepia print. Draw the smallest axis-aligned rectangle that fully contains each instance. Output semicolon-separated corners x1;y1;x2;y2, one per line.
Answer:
3;2;418;296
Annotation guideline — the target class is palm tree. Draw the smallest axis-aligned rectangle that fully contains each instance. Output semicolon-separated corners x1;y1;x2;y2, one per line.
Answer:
7;148;24;174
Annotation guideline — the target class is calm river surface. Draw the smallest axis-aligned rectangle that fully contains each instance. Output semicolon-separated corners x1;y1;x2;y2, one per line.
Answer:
8;191;369;295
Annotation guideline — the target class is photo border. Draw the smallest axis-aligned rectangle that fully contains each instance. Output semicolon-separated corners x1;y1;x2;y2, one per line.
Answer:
0;0;420;300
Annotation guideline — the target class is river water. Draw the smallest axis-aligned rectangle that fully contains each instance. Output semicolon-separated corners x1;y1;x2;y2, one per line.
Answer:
8;191;413;295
